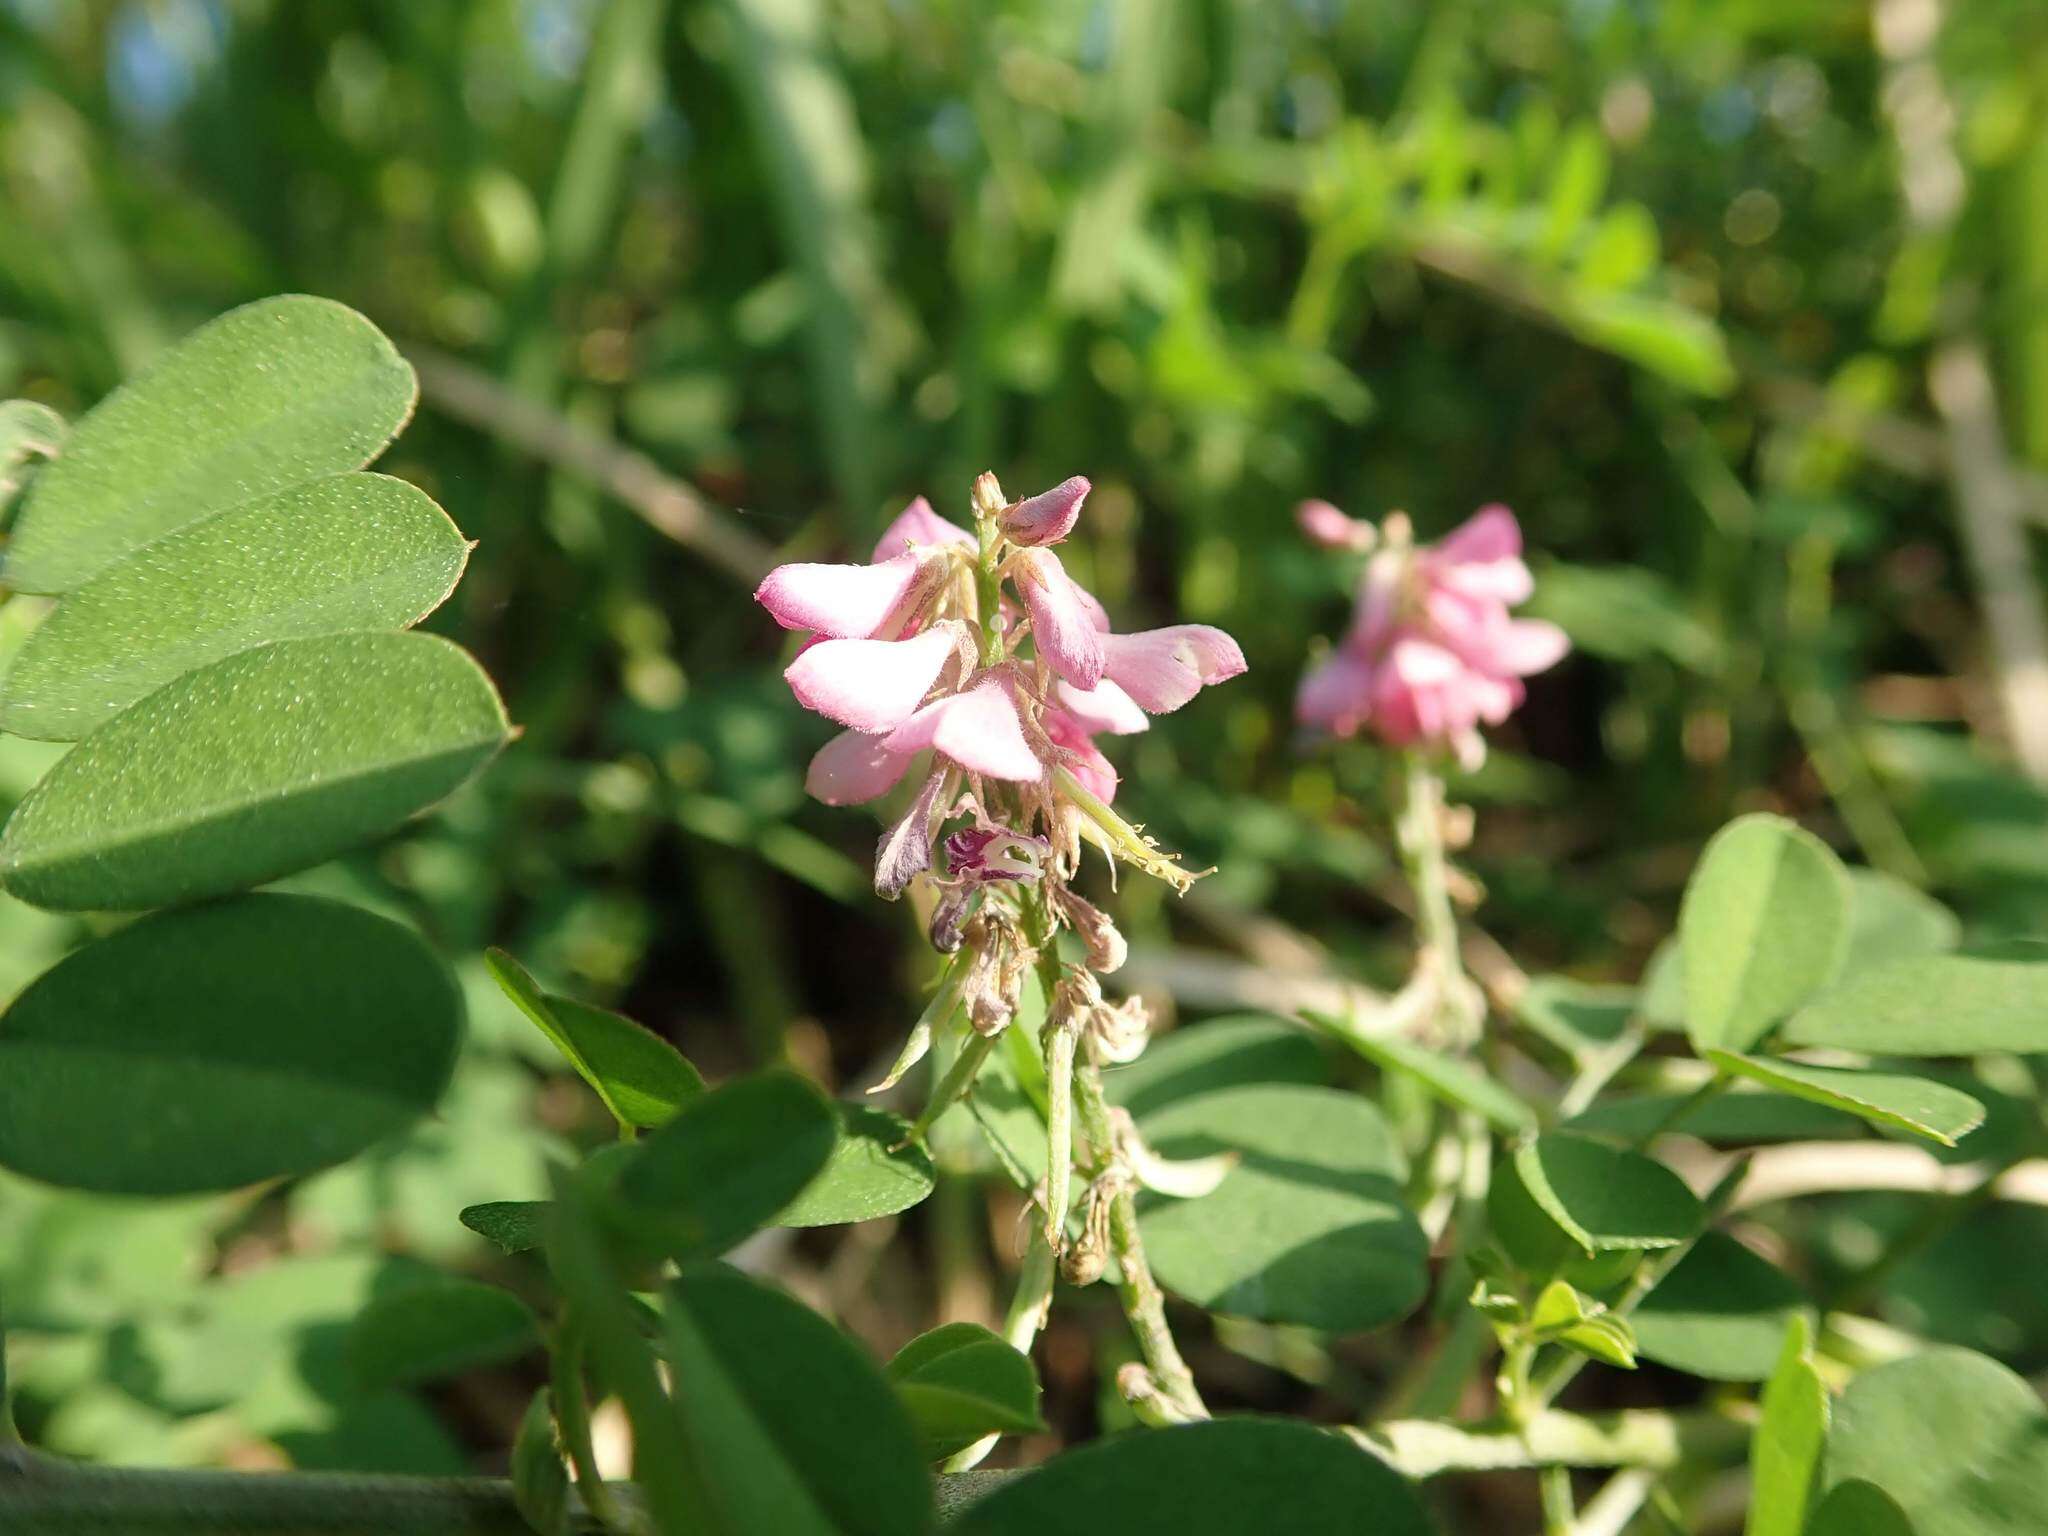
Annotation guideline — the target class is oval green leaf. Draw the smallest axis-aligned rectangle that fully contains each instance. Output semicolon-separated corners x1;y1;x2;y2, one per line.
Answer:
1784;956;2048;1057
664;1264;931;1536
616;1070;838;1258
0;630;510;911
0;894;460;1194
1680;814;1850;1052
1839;868;1961;975
1102;1014;1329;1120
1806;1482;1914;1536
346;1279;539;1390
460;1201;549;1255
1135;1085;1428;1332
485;947;703;1131
1491;1133;1703;1273
1633;1232;1811;1381
885;1322;1044;1462
1705;1052;1985;1147
773;1104;935;1227
949;1418;1436;1536
1824;1347;2048;1536
0;474;469;741
5;296;417;594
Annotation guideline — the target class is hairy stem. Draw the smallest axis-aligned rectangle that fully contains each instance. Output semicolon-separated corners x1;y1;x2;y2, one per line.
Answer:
550;1321;628;1536
1072;1063;1207;1419
943;1229;1057;1473
1395;753;1479;1043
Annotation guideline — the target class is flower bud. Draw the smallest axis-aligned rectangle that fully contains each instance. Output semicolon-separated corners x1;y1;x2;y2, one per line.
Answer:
1296;499;1377;552
1000;475;1090;548
1053;888;1126;974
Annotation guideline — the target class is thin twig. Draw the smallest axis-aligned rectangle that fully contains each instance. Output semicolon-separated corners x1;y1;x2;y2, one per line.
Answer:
406;345;777;584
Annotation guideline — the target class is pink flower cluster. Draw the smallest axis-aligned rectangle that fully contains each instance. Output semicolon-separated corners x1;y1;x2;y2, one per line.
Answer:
756;476;1246;894
1294;502;1568;768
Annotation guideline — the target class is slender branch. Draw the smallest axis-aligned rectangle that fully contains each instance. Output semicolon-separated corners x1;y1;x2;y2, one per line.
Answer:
943;1229;1056;1474
0;1449;580;1535
405;345;777;585
1395;753;1480;1044
1072;1063;1207;1420
1352;1406;1748;1479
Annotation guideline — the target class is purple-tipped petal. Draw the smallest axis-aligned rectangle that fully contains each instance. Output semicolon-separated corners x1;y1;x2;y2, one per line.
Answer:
806;730;912;805
785;624;961;733
1000;475;1090;547
885;677;1044;781
875;766;955;899
1011;548;1106;690
1056;678;1150;736
871;495;975;563
756;552;936;638
1101;624;1247;714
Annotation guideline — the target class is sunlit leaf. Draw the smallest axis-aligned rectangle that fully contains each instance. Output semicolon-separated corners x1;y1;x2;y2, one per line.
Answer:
0;474;469;741
0;630;510;911
1681;815;1850;1053
1706;1052;1984;1146
5;296;417;593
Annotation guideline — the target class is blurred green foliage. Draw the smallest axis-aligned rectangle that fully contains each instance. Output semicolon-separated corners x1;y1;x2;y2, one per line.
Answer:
5;0;2048;1477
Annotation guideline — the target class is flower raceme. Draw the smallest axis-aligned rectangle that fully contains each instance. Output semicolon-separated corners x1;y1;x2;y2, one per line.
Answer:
756;474;1247;914
1295;503;1568;768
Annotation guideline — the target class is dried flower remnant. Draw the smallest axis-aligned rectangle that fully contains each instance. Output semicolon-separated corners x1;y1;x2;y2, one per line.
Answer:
1294;503;1568;769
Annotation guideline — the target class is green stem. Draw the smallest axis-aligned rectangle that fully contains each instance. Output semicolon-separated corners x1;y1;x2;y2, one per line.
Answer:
1072;1064;1206;1419
549;1321;628;1536
1041;1016;1078;1249
906;1028;1000;1143
1540;1465;1577;1536
1395;752;1478;1043
943;1229;1057;1473
1630;1073;1729;1151
1354;1405;1747;1479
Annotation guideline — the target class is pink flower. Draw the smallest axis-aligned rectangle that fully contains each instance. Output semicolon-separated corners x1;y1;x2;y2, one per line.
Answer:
1297;499;1376;552
759;472;1248;897
1295;503;1567;768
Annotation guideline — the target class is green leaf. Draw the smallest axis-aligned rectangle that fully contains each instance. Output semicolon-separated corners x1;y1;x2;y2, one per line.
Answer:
948;1418;1436;1536
1134;1086;1429;1332
485;948;703;1132
773;1104;935;1227
616;1070;838;1258
1824;1347;2048;1536
1680;814;1851;1052
1705;1052;1985;1147
460;1201;549;1255
511;1389;570;1536
1515;975;1638;1054
0;630;510;911
345;1280;538;1390
4;296;417;594
1806;1482;1915;1536
1839;868;1962;974
663;1264;931;1536
1520;563;1720;671
0;894;459;1194
1558;1315;1638;1369
1745;1316;1827;1536
1569;1088;1864;1143
0;474;469;741
1491;1134;1703;1272
1635;1232;1811;1382
884;1322;1044;1462
1784;956;2048;1057
1306;1008;1536;1133
1102;1013;1329;1120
